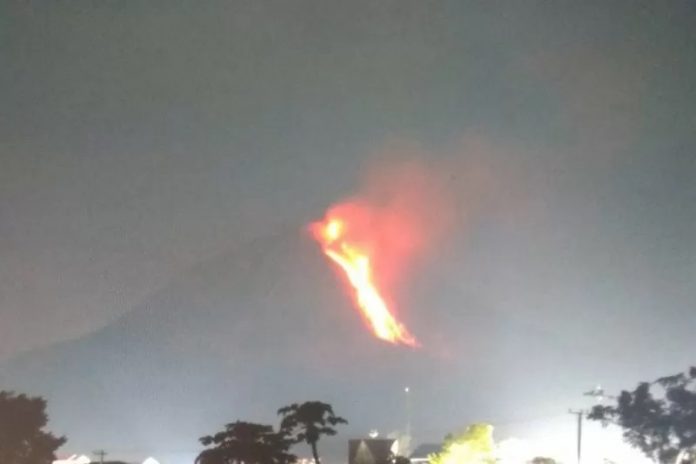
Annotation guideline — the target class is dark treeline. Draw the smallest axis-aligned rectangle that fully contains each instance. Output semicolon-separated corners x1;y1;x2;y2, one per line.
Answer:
1;366;694;464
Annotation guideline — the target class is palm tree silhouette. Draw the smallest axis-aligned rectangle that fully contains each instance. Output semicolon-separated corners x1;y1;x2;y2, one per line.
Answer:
278;401;348;464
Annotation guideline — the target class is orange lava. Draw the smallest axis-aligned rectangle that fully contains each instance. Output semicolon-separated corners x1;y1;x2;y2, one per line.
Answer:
310;211;419;347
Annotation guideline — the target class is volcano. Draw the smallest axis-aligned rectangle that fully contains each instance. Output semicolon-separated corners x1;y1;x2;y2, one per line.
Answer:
0;227;587;464
0;230;441;462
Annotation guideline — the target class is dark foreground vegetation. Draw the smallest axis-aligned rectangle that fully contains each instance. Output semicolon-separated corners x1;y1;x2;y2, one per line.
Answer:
1;367;694;464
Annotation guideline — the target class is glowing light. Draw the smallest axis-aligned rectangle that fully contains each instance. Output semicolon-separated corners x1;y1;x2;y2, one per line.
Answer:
496;438;534;463
390;439;400;456
429;424;496;464
53;456;90;464
310;209;419;347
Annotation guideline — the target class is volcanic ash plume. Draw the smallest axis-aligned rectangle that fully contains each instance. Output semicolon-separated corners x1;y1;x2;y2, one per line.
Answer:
309;159;451;347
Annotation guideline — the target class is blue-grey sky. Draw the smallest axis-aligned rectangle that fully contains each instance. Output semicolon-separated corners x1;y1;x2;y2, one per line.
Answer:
1;1;695;463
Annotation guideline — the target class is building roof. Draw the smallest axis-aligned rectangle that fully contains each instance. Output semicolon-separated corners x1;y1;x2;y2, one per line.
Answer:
409;444;442;460
349;438;396;464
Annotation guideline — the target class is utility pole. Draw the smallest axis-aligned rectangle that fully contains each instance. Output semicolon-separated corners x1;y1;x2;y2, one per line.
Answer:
404;386;411;438
93;450;107;464
404;386;412;456
568;409;583;464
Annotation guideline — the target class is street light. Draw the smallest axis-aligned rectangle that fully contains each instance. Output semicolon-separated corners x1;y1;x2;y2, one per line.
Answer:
404;386;412;456
583;385;605;403
570;384;616;464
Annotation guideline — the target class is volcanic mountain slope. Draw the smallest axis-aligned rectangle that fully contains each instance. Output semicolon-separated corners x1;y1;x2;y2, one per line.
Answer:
0;229;579;461
0;231;446;457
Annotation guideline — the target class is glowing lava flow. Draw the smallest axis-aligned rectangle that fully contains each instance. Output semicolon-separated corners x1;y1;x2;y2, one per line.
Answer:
310;214;419;347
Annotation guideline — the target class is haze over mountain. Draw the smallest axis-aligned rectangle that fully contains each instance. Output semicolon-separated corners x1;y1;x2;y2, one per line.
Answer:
2;222;692;463
0;224;502;454
2;1;695;464
0;230;453;462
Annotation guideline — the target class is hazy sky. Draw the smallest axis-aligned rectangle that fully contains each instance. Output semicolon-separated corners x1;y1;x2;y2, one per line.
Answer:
1;1;695;462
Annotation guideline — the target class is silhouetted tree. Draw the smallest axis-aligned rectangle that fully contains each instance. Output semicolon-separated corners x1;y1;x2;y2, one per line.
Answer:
197;421;296;464
588;367;696;463
0;391;66;464
428;424;496;464
277;401;347;464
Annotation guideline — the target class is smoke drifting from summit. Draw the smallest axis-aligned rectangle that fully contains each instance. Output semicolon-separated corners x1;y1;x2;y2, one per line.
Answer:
309;153;455;346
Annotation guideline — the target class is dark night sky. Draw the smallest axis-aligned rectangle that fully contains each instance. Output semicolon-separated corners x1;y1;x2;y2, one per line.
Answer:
1;1;695;463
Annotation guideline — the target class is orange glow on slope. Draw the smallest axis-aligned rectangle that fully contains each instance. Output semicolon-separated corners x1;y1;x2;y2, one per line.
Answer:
310;211;419;347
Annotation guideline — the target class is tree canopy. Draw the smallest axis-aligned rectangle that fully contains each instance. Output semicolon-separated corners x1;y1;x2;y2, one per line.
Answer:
0;391;66;464
588;366;696;463
428;423;496;464
278;401;347;464
197;421;296;464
